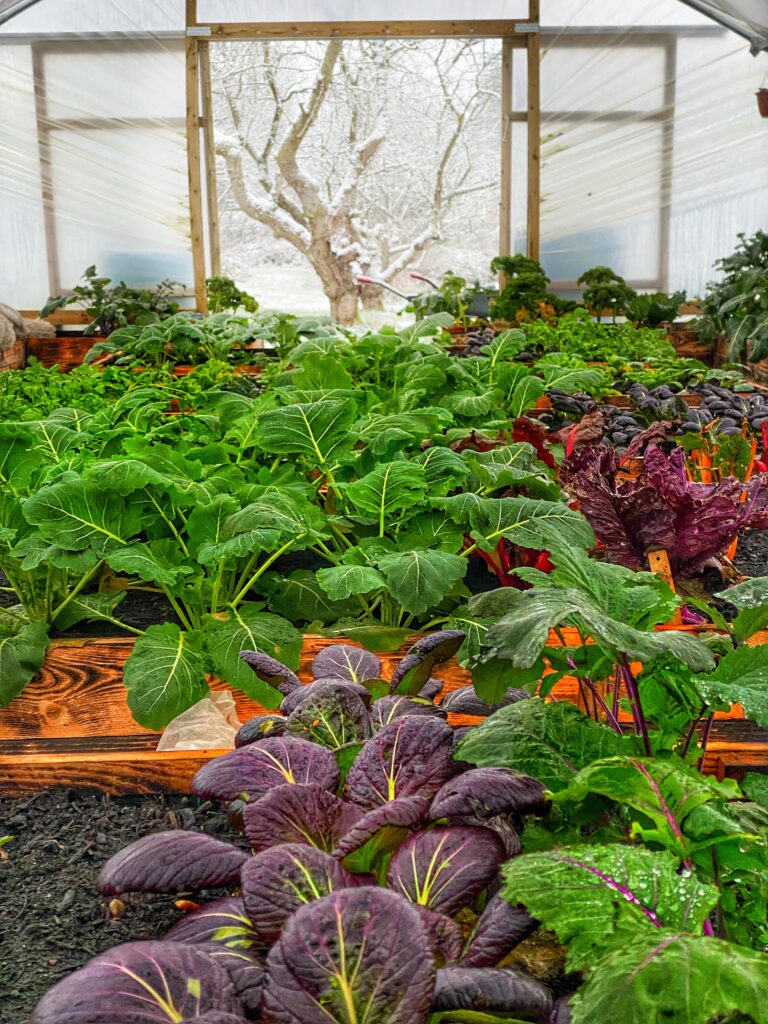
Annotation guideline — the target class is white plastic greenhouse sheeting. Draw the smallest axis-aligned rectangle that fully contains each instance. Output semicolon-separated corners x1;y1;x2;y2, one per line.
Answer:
0;0;766;311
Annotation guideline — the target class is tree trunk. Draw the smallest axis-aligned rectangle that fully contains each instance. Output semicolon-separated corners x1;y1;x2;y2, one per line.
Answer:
360;283;385;311
308;244;360;325
330;290;360;325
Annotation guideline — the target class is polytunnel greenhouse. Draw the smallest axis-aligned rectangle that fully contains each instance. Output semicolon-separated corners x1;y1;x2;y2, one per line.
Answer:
1;2;768;1022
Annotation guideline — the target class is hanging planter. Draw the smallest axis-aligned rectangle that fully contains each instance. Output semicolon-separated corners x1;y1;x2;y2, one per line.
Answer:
757;88;768;118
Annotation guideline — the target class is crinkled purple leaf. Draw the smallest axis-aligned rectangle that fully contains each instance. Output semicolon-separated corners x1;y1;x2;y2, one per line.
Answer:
387;826;506;916
414;906;464;968
192;737;339;802
332;793;432;859
311;644;381;683
563;443;768;576
239;650;300;694
196;944;264;1020
243;783;363;853
389;630;465;694
31;941;242;1024
441;685;529;716
241;842;362;943
431;967;553;1020
283;681;372;749
235;715;286;748
165;897;262;953
451;815;522;858
461;894;538;968
552;995;574;1024
343;715;454;810
261;888;435;1024
429;768;549;821
97;833;248;896
371;694;447;729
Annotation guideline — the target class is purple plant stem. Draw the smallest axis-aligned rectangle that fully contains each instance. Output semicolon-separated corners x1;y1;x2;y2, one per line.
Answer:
583;678;623;735
621;654;651;756
697;714;715;773
612;665;621;718
560;856;662;928
681;707;706;758
702;918;715;937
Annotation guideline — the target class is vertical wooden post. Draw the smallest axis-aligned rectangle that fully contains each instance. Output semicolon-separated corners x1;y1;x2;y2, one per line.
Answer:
199;41;221;278
31;45;60;297
658;36;677;292
526;0;541;261
186;0;208;313
499;37;513;265
647;548;683;625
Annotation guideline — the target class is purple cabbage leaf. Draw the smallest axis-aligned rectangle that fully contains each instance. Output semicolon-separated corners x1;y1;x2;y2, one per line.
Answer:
387;826;507;916
429;767;549;822
97;832;248;896
261;888;436;1024
166;896;263;953
235;715;286;748
241;842;362;943
311;643;381;683
192;737;339;802
460;894;539;968
431;966;553;1022
239;651;301;694
31;941;243;1024
389;630;465;694
242;782;363;853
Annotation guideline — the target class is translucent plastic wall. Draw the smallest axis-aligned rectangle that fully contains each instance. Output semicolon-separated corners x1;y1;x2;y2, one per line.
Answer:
526;0;768;294
0;0;191;309
0;0;766;313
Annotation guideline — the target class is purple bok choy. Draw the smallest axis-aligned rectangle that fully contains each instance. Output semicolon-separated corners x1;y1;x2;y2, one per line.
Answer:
33;638;551;1023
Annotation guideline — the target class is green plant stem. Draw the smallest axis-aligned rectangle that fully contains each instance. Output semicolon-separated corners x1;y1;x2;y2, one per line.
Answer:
231;536;303;608
49;561;104;624
420;616;449;631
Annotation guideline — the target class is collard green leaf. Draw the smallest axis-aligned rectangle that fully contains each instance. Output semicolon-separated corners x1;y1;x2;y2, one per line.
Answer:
262;888;435;1024
377;549;467;616
387;826;506;916
123;624;209;731
0;620;49;706
53;592;126;632
466;443;559;499
97;832;248;895
256;398;356;465
22;472;141;553
185;495;241;558
569;932;768;1024
437;494;595;554
30;940;242;1024
264;569;359;623
315;564;386;601
345;461;427;530
241;842;359;943
456;699;633;793
192;736;340;802
203;607;301;707
415;446;470;492
106;540;196;588
503;845;718;972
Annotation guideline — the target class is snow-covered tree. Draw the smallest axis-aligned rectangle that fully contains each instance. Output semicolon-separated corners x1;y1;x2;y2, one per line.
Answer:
212;39;499;323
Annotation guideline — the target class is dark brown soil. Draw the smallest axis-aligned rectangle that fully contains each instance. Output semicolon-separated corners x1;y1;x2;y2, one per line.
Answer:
0;789;242;1024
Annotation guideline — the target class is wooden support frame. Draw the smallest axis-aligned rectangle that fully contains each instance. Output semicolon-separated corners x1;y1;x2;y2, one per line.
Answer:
526;0;541;261
199;40;221;278
186;0;208;313
30;44;60;296
185;6;539;301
